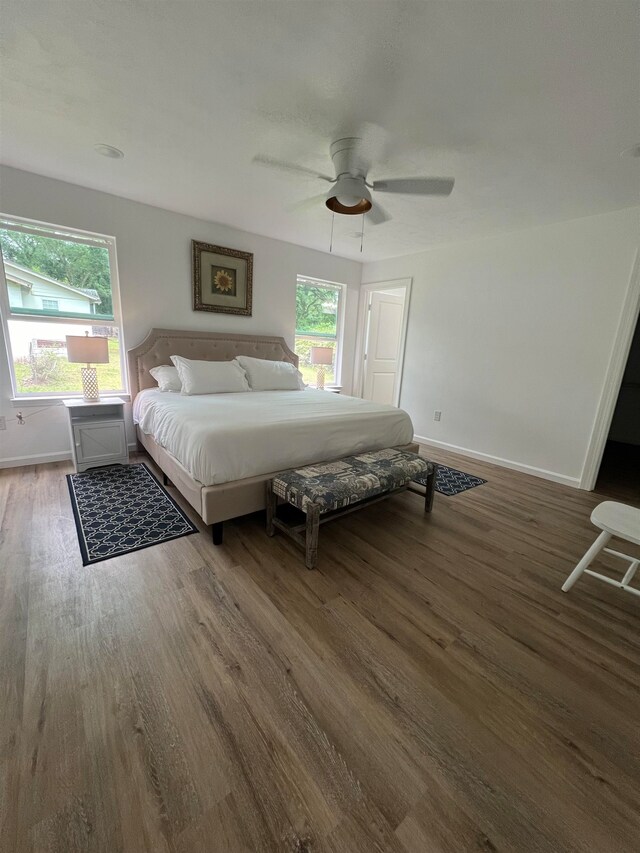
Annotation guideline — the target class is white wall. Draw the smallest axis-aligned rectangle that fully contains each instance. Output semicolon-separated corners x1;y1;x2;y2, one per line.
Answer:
3;165;638;484
0;165;362;465
7;282;23;307
362;207;640;486
22;282;92;313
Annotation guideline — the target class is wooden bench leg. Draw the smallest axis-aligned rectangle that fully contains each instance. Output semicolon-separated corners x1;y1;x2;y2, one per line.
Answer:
425;464;437;513
305;505;320;570
266;479;276;536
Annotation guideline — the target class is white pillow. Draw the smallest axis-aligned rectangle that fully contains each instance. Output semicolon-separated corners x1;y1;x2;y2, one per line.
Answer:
170;356;250;395
149;364;182;392
234;355;304;391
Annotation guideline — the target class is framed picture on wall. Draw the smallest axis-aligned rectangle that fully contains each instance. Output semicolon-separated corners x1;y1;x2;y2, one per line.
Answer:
192;240;253;316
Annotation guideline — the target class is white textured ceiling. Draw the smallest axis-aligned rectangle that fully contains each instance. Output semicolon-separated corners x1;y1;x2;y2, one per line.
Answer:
1;1;639;261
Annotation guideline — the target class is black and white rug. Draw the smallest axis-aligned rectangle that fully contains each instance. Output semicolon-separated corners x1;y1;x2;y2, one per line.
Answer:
67;463;197;566
413;464;487;497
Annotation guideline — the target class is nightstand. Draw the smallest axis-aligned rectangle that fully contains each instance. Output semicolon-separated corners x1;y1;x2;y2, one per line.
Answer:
63;398;128;473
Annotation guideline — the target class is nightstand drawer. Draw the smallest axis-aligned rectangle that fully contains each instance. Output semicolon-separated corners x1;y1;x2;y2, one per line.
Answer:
73;420;127;465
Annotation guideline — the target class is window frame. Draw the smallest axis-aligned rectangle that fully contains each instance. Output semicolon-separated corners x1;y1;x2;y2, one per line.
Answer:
0;213;127;400
294;275;346;387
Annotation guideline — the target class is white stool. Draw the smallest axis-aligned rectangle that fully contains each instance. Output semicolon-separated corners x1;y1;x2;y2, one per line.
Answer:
562;501;640;597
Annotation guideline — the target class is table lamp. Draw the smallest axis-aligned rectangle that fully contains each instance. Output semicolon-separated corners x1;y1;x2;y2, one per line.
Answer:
66;332;109;401
309;346;333;390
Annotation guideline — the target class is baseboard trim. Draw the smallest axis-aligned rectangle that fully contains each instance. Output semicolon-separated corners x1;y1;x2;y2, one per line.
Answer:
414;435;581;489
0;450;72;469
0;438;581;487
1;442;139;470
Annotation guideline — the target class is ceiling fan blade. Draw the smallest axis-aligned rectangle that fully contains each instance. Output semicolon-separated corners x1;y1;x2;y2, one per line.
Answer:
252;155;335;183
288;193;328;213
367;202;391;225
372;177;455;196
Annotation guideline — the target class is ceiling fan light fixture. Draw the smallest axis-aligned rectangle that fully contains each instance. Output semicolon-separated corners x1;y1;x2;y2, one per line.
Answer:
325;176;372;215
325;196;372;215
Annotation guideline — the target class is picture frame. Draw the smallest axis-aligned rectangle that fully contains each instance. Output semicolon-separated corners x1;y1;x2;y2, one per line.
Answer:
192;240;253;316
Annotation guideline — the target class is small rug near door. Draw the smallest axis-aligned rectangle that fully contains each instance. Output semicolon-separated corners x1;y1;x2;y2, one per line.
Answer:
66;463;197;566
412;464;487;497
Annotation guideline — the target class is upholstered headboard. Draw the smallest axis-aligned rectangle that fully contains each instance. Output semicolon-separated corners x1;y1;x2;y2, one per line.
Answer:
127;328;298;397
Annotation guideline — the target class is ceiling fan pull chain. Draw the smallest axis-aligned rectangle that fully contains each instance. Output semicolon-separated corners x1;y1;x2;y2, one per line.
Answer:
329;211;335;253
360;212;365;253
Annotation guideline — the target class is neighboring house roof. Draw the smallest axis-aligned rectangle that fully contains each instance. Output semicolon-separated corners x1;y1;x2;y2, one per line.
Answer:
76;288;101;302
4;260;102;303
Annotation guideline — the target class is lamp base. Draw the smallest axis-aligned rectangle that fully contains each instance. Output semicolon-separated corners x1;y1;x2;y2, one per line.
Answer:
81;367;100;402
315;366;326;390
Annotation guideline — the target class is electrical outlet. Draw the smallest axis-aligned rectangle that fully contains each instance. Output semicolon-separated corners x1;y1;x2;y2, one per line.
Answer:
0;416;5;430
433;410;442;422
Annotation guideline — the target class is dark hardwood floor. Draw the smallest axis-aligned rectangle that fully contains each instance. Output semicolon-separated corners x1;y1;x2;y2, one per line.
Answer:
1;448;639;852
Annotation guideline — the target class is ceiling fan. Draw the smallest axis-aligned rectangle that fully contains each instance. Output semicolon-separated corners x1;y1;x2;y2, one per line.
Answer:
253;136;455;224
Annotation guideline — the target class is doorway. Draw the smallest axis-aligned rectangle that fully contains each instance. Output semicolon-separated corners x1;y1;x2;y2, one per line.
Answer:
581;252;640;490
355;278;411;406
594;313;640;503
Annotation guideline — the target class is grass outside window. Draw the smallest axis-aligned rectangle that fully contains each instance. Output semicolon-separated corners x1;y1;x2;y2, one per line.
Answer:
13;337;123;395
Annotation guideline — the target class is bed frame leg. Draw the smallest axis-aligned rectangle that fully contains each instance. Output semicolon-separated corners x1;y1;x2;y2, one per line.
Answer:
162;472;170;486
212;522;224;546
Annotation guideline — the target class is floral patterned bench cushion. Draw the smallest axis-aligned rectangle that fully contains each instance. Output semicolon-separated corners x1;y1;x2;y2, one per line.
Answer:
272;448;433;513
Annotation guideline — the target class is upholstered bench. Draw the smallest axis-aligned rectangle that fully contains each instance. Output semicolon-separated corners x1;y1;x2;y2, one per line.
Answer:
266;448;435;569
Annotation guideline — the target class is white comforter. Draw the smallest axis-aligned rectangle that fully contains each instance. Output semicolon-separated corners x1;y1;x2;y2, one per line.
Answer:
133;388;414;486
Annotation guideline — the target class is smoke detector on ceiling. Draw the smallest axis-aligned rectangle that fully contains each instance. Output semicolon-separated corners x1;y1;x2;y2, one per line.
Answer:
94;143;124;159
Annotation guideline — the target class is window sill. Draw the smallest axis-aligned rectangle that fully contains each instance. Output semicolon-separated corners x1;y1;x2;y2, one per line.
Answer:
9;393;131;407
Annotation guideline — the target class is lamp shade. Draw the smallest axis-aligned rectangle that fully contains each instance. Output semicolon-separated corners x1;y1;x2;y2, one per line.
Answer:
66;335;109;364
310;346;333;366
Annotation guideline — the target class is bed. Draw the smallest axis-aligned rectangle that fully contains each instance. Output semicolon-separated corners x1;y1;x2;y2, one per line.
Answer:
128;328;416;542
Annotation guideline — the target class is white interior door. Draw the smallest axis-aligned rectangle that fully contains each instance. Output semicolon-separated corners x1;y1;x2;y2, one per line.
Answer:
362;291;405;405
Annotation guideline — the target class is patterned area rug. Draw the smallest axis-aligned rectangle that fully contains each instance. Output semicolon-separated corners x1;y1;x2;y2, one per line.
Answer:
412;464;487;497
67;463;197;566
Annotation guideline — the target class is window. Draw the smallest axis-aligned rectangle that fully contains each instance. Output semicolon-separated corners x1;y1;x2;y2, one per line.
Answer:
295;277;344;387
0;215;125;398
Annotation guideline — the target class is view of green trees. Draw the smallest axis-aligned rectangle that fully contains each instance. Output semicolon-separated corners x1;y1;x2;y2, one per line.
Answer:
295;282;339;385
295;282;339;336
0;229;113;315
